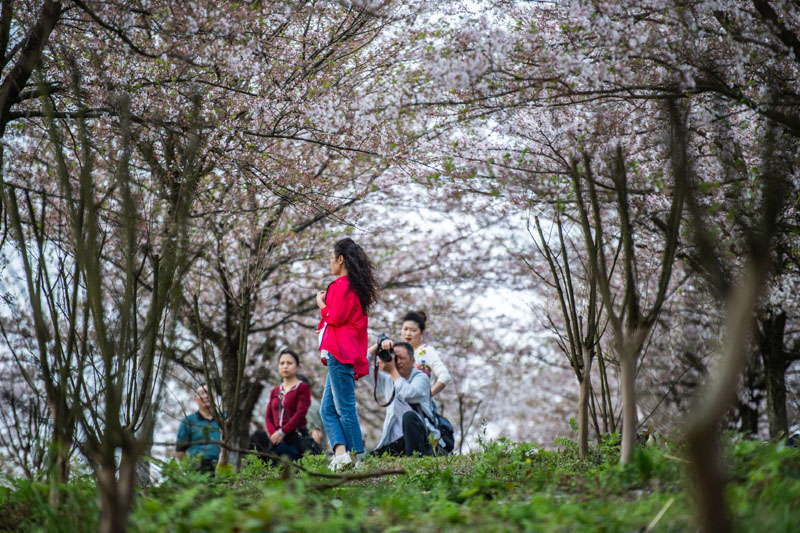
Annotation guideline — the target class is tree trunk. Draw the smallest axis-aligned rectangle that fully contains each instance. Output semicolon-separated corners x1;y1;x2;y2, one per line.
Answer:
762;354;787;438
134;404;157;487
758;312;788;438
458;394;465;454
0;1;62;139
736;398;759;437
218;344;238;466
48;431;72;508
45;394;74;508
577;345;592;458
619;350;637;463
217;438;230;467
733;359;762;437
234;381;264;466
687;259;771;533
687;422;731;533
588;386;601;441
597;347;614;435
96;448;138;533
235;417;251;465
134;371;168;486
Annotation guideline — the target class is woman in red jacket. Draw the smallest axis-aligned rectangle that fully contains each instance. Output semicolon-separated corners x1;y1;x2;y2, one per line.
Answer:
264;349;311;461
317;238;377;469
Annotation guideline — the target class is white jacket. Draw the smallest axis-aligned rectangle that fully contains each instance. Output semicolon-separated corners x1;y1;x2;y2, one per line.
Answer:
415;344;451;387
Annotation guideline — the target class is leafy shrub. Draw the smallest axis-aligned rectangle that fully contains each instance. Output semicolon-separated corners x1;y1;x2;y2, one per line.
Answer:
2;437;797;532
0;474;97;532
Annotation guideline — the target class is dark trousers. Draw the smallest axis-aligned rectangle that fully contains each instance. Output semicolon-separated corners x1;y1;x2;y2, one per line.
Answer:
199;458;217;474
370;411;432;457
249;430;301;462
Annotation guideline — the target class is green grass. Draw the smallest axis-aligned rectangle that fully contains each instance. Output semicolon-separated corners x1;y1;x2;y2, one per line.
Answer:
2;435;798;532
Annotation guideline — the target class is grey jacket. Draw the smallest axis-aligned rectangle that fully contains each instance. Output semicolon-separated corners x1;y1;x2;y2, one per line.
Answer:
369;354;440;449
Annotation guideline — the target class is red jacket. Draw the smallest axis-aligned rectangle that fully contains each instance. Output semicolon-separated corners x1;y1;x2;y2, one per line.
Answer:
318;276;369;380
266;381;310;435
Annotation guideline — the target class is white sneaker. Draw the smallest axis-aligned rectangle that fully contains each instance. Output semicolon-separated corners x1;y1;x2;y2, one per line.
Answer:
328;452;352;471
353;452;365;469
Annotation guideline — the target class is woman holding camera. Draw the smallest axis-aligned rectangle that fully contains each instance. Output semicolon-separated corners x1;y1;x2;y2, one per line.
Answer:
399;310;451;397
317;238;377;469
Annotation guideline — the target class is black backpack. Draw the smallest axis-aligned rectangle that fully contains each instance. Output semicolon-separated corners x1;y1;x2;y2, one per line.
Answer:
433;413;455;455
410;403;455;455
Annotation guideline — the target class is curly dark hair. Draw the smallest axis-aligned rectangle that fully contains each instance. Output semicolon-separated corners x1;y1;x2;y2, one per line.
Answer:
334;238;378;314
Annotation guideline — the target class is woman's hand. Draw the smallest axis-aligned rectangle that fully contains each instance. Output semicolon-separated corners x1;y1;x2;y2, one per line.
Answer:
316;290;327;309
311;428;322;444
270;430;284;445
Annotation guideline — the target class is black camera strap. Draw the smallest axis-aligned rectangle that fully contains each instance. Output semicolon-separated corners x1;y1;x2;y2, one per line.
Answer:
373;354;395;407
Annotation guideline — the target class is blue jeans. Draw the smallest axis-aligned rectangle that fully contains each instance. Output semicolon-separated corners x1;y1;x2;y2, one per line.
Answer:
320;355;364;453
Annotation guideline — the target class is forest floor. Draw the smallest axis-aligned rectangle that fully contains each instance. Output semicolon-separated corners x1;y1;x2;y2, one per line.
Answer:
1;434;798;532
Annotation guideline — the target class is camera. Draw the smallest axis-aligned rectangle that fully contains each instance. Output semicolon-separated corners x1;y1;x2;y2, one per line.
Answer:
376;333;395;362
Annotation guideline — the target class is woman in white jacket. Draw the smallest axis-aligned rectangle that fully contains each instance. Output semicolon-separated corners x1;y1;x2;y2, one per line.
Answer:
399;310;451;397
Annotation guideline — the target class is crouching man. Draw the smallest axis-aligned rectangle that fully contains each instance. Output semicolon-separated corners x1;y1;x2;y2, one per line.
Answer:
368;339;440;457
